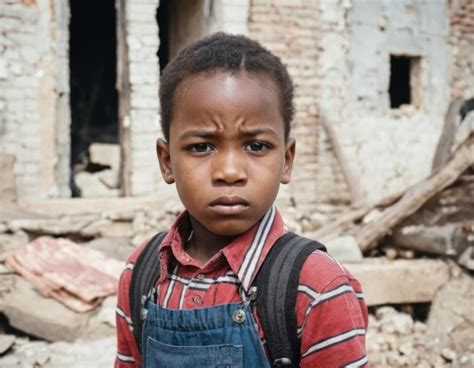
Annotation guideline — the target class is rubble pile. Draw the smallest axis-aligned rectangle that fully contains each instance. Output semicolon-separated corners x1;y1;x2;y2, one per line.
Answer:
367;306;474;367
0;134;472;367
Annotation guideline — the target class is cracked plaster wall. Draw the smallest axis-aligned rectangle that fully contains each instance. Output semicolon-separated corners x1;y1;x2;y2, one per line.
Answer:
320;0;451;204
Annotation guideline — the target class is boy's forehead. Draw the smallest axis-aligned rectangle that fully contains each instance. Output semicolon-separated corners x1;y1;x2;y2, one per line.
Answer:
170;71;285;136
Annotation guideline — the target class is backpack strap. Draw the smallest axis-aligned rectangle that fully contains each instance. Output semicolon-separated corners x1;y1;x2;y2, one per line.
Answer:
129;231;167;353
255;232;327;367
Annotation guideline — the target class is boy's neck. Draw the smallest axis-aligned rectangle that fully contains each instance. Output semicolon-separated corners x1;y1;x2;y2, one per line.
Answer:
186;215;237;265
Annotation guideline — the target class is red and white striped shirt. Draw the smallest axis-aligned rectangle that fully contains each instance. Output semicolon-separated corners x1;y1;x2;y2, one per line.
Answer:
115;208;368;367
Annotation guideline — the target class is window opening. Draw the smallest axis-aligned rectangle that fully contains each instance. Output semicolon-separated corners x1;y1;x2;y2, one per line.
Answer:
389;55;421;109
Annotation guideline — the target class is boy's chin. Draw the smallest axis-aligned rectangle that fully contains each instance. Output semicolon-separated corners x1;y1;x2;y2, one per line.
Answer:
204;220;257;238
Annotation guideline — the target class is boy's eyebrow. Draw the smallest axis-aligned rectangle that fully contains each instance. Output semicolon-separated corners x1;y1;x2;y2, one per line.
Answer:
178;127;278;140
178;130;217;140
239;127;278;137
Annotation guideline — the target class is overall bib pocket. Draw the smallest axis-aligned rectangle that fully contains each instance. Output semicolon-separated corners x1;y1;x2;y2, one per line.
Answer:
145;336;244;368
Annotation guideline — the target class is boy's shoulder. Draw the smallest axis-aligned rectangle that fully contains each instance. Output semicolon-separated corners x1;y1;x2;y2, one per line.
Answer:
298;247;362;293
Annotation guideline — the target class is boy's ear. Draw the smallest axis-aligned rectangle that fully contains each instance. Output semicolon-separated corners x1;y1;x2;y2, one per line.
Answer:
281;137;295;184
156;138;175;184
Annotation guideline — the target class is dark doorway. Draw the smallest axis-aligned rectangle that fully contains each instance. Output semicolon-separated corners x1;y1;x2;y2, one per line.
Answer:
69;0;118;196
156;1;170;73
156;0;206;74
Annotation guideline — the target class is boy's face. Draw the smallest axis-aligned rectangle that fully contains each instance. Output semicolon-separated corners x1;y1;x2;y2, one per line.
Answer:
157;71;295;237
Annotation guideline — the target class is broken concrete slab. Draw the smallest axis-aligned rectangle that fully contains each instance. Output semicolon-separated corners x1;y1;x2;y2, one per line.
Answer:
99;221;134;238
4;340;50;367
0;202;49;223
79;295;116;341
0;334;15;354
19;196;182;217
426;273;474;355
0;231;29;255
6;215;99;237
325;235;363;263
0;277;89;342
345;258;450;306
86;237;133;262
46;336;116;368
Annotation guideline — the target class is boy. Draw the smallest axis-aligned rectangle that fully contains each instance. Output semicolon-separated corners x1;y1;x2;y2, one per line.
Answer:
115;33;368;367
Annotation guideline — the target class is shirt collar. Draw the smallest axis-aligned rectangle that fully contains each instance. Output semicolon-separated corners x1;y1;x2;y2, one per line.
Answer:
158;206;285;291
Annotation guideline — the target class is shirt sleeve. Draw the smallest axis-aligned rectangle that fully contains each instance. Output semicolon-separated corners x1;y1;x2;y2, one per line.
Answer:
115;243;149;368
296;251;369;367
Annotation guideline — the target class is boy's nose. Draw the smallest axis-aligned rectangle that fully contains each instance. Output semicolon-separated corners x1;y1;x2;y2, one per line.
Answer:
212;150;247;185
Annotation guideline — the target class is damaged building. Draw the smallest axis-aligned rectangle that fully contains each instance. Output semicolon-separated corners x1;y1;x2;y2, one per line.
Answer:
0;0;471;211
0;0;473;366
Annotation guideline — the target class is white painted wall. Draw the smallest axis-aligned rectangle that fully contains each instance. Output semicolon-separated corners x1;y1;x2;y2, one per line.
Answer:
320;0;450;203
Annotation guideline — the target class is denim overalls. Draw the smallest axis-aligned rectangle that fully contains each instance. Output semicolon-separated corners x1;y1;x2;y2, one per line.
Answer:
141;288;270;368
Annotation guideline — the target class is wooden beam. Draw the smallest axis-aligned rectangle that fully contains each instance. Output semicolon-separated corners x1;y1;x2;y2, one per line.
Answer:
356;140;474;251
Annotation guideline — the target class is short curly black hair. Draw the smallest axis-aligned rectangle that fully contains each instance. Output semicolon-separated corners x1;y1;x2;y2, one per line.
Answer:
159;32;295;141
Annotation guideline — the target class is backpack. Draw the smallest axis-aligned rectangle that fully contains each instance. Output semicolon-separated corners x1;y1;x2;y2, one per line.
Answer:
129;231;326;368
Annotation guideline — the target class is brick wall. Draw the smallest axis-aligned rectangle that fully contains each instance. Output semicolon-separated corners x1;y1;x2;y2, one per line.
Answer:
449;0;474;98
124;0;162;196
248;0;350;216
0;0;70;200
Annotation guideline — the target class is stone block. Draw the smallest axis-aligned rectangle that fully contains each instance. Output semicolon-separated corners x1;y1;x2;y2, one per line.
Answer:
345;258;450;306
0;277;89;342
426;273;474;355
86;237;133;262
325;235;363;263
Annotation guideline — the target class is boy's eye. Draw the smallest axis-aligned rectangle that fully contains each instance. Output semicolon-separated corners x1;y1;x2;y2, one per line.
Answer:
245;142;270;152
189;143;213;152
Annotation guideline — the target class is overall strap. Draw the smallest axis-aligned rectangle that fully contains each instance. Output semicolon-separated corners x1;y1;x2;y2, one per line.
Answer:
129;231;167;353
255;232;327;367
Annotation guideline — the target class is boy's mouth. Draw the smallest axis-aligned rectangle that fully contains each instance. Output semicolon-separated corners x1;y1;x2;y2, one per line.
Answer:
209;196;250;215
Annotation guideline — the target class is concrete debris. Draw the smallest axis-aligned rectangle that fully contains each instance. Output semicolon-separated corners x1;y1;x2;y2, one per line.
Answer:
0;334;15;354
85;237;133;262
0;196;471;364
426;272;474;355
0;336;116;368
346;258;450;306
79;295;116;341
6;216;98;237
325;235;363;263
0;277;89;342
0;231;29;255
367;306;474;367
99;220;134;238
